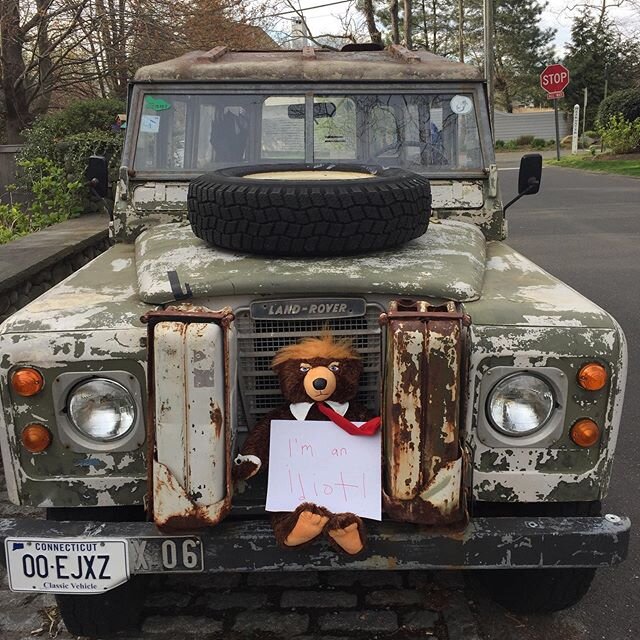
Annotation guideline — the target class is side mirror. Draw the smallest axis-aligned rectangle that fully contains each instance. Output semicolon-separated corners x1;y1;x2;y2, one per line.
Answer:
504;153;542;212
86;155;109;198
518;153;542;195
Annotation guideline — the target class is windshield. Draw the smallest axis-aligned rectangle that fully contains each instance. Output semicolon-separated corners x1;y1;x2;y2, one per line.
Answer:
133;91;484;174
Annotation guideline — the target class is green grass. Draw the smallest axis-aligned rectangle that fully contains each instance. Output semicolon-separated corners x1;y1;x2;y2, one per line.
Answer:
547;154;640;177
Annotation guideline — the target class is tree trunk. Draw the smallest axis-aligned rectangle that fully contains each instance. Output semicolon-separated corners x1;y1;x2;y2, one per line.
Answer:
431;0;437;53
30;0;54;115
403;0;413;49
362;0;382;44
390;0;400;44
0;0;32;141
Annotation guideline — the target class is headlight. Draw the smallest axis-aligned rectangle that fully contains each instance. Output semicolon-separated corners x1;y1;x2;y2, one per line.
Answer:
487;373;555;437
67;379;136;441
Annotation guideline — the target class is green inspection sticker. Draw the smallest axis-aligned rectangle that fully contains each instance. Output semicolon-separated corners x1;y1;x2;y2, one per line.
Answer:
145;96;172;111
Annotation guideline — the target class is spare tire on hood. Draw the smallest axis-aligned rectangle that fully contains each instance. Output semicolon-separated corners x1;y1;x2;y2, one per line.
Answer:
187;163;431;257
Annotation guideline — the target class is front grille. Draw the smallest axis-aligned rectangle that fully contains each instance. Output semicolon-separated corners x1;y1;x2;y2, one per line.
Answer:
235;304;383;431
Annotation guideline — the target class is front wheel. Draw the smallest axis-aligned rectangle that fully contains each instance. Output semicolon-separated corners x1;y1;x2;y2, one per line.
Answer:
47;506;146;637
472;501;600;613
55;578;146;637
476;567;595;613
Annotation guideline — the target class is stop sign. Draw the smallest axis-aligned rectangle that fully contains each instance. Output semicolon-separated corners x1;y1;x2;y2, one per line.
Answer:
540;64;570;95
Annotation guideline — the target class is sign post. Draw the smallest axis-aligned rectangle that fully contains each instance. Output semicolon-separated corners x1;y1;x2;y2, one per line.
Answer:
540;64;570;161
572;104;580;155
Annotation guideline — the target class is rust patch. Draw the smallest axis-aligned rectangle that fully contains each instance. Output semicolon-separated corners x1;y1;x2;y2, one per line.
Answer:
153;462;230;529
383;300;467;526
210;401;223;439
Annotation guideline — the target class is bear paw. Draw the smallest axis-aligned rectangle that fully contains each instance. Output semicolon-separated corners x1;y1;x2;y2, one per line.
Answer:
233;454;261;480
284;505;330;546
327;514;365;555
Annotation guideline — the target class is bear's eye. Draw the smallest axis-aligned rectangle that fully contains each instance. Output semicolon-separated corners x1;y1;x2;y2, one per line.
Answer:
328;362;340;372
299;363;311;373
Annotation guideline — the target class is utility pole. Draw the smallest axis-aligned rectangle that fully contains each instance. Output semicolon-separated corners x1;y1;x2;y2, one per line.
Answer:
458;0;464;63
483;0;494;133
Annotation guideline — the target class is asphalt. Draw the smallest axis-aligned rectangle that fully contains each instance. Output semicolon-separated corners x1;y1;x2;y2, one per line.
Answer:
470;156;640;640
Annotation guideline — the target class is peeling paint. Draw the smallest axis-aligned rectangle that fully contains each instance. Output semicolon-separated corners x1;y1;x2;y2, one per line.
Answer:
135;220;487;305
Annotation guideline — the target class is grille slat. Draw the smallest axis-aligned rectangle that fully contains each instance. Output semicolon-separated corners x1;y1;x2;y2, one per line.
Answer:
236;304;383;432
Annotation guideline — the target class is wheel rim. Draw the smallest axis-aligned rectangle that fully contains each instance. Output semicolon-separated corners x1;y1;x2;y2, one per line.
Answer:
242;170;375;180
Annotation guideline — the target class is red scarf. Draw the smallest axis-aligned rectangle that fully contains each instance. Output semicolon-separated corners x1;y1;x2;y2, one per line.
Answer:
316;402;381;436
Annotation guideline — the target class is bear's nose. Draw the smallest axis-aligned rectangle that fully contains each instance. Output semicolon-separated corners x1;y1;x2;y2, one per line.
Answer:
313;378;328;390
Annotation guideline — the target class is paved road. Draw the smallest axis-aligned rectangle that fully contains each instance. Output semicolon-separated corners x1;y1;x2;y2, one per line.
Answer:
0;160;637;639
472;159;639;640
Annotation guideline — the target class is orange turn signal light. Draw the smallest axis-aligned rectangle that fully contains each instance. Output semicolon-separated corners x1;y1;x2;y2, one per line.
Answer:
11;368;44;397
577;363;607;391
571;419;600;447
21;424;52;453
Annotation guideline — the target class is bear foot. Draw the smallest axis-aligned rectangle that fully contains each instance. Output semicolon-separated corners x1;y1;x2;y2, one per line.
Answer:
326;513;366;555
279;503;331;547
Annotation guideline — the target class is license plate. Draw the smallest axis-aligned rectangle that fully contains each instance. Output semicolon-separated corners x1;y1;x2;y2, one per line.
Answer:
129;536;203;573
5;537;129;594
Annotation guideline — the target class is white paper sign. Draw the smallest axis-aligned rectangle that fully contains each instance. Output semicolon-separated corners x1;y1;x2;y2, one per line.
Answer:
141;115;160;133
265;420;381;520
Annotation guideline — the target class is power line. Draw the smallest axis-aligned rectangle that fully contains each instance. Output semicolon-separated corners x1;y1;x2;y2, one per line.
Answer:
261;0;354;19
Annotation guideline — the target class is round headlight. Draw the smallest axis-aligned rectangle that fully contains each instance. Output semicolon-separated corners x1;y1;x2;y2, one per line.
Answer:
487;373;555;437
67;379;136;441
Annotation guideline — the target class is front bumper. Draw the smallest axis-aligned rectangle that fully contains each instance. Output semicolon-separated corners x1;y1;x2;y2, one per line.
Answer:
0;514;630;573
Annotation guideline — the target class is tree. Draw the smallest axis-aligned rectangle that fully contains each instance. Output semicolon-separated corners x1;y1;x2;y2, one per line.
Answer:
370;0;553;110
463;0;555;111
564;10;640;128
0;0;277;141
360;0;383;44
412;0;459;55
375;0;459;53
0;0;94;142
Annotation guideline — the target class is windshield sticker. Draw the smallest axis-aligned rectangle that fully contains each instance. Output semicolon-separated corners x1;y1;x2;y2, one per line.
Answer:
145;96;172;111
450;95;473;115
141;115;161;133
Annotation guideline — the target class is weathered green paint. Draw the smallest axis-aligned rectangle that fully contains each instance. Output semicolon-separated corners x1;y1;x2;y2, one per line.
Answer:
135;220;487;304
1;244;153;334
0;49;628;519
0;245;153;507
465;324;626;503
464;241;615;328
114;177;507;244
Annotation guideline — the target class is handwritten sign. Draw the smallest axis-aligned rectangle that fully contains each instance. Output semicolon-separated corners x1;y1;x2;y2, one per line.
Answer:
265;420;381;521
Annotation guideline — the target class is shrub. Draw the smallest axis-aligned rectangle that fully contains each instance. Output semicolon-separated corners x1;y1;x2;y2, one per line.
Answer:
516;135;535;146
597;88;640;128
0;158;82;245
495;139;505;149
598;114;640;154
18;98;125;210
504;140;518;150
532;138;547;149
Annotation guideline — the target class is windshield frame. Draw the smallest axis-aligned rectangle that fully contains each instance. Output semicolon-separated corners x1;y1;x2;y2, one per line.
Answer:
124;82;494;181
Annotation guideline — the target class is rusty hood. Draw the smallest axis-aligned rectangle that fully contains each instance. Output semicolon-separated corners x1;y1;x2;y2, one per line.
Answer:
134;219;487;304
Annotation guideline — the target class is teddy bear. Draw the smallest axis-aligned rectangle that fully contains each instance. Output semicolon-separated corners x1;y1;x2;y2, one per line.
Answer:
233;334;380;555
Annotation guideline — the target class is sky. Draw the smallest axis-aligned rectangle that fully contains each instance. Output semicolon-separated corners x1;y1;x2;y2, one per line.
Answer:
270;0;638;57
